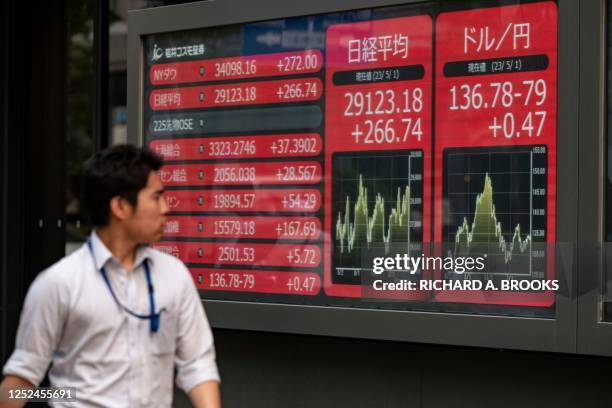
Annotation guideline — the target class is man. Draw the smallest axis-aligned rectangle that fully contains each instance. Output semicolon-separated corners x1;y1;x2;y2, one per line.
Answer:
0;145;220;407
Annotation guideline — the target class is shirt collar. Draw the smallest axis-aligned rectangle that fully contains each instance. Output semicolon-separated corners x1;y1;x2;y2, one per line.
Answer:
89;230;153;272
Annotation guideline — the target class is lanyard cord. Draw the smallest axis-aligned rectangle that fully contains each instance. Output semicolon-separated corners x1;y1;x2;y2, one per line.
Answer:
86;239;165;332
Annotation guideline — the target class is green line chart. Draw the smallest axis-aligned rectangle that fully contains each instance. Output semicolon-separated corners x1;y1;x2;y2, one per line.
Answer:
332;151;423;284
454;173;531;263
336;174;411;255
443;145;547;278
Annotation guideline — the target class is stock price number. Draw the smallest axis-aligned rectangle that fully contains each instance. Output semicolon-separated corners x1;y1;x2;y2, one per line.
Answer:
208;140;256;157
275;220;319;239
344;88;423;117
276;81;318;100
214;59;257;78
275;165;318;182
449;79;547;110
277;54;319;72
352;118;423;144
270;137;318;155
214;85;257;104
286;248;317;266
488;111;546;139
214;167;256;183
345;88;424;144
209;272;256;289
213;193;255;210
213;220;256;236
281;193;318;210
217;246;256;263
286;275;317;292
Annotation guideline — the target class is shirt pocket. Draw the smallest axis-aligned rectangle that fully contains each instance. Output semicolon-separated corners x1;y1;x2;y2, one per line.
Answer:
151;309;176;354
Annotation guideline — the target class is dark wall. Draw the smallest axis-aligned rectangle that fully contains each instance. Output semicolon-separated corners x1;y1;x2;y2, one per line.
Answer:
1;0;29;364
201;329;611;408
0;0;67;363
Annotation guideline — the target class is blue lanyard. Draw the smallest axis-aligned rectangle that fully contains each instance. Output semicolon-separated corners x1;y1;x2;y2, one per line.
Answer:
87;239;165;333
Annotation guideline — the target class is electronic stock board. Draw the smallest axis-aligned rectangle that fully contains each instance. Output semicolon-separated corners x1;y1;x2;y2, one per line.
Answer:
140;0;558;317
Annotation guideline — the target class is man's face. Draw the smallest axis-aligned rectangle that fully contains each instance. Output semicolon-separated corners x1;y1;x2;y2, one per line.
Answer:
124;171;168;244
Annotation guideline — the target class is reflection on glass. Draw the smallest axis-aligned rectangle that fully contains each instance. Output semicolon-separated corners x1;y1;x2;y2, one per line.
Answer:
66;0;95;254
132;0;558;317
109;2;198;145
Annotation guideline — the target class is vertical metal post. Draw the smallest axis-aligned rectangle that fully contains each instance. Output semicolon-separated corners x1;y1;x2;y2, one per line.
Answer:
0;0;8;364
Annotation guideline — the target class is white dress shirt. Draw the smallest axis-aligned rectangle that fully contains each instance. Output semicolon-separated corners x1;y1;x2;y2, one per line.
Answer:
3;231;220;407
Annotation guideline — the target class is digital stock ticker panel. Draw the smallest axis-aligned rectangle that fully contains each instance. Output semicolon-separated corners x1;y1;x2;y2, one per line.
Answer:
143;1;558;316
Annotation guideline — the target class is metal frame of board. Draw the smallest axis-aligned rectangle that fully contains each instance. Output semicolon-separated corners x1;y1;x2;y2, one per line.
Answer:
575;0;612;356
128;0;580;353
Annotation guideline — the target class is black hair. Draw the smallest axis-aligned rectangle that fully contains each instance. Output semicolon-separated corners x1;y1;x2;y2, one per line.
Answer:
80;144;163;226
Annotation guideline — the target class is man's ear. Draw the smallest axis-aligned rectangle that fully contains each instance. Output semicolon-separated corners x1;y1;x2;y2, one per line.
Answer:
109;196;134;221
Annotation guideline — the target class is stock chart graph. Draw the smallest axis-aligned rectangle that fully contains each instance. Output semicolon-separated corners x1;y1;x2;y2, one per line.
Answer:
332;151;423;284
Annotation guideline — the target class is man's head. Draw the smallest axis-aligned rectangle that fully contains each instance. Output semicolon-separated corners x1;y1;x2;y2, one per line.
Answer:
80;145;167;243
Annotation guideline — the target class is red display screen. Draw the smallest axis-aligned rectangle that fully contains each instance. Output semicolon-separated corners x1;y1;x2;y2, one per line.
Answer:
434;2;557;306
142;1;558;315
324;16;431;300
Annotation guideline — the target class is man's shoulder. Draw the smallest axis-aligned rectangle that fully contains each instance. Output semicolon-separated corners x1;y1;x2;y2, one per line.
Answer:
49;243;90;272
48;243;93;279
29;244;90;295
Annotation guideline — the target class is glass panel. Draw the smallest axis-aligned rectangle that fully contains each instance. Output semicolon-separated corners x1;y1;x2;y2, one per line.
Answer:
109;1;197;146
65;0;95;254
109;2;129;145
139;0;558;317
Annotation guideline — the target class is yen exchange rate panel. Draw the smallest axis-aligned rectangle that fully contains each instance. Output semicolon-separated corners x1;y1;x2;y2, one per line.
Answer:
434;2;557;308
